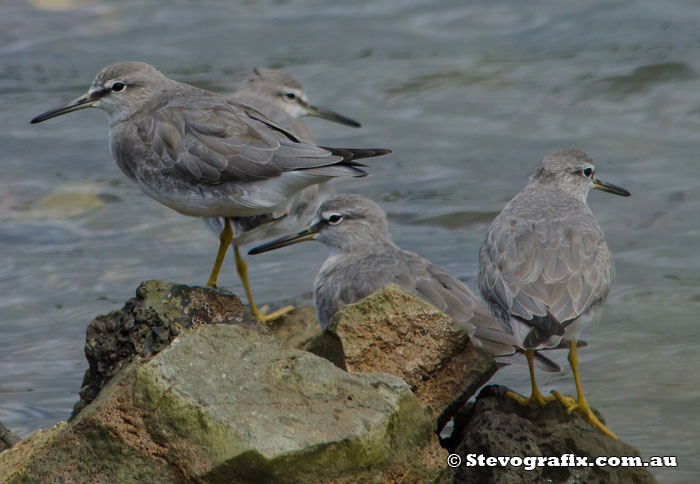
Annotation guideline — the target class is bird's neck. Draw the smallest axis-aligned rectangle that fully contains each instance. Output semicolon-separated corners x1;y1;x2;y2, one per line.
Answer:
326;233;396;257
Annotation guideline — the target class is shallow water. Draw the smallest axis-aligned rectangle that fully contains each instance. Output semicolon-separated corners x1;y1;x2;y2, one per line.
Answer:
2;0;699;480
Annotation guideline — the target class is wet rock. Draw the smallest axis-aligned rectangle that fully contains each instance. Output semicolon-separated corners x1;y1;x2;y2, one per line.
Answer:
450;385;657;484
27;182;108;220
72;280;264;418
0;325;450;484
306;284;497;428
0;421;21;453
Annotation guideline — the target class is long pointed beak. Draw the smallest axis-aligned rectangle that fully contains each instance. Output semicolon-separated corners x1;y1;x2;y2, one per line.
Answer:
304;101;361;128
593;177;631;197
248;222;322;255
30;91;100;124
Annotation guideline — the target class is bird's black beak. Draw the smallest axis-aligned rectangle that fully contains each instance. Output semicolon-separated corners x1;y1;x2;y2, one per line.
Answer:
248;221;322;255
593;177;631;197
31;90;102;124
303;101;361;128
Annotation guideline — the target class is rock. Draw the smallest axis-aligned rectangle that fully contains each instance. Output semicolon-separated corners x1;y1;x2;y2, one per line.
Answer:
0;421;21;453
449;385;657;484
0;324;450;484
268;305;321;349
0;422;67;482
72;280;265;418
27;181;108;220
307;284;496;427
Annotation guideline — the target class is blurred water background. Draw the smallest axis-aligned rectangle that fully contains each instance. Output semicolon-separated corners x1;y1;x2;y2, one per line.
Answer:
2;0;700;480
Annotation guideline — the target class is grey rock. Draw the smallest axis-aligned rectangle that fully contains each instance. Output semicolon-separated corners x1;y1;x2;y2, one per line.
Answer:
1;324;449;484
72;280;264;418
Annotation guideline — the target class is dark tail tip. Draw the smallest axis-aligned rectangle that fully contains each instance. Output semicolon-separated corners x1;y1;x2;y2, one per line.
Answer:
321;146;392;161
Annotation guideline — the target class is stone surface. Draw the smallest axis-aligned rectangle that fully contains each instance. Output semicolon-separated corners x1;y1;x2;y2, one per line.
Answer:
72;280;265;418
0;324;449;484
268;305;321;350
450;385;657;484
307;284;496;427
0;421;21;453
0;422;67;482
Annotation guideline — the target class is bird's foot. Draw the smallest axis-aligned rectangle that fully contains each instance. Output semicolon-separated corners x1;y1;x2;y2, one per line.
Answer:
550;390;576;408
506;388;556;406
252;304;295;323
551;390;617;439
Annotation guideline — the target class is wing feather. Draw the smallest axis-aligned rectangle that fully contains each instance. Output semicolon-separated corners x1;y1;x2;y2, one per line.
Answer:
480;196;614;346
131;94;388;185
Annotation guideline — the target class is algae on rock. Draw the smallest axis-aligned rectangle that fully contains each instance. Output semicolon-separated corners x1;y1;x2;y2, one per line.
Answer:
73;280;264;417
0;324;449;484
307;284;496;427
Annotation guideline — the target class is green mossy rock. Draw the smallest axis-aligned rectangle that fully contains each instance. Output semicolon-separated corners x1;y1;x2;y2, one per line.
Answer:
0;325;449;484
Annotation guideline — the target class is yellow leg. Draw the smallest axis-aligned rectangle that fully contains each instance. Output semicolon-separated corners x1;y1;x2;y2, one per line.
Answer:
552;340;618;439
206;218;233;288
234;245;293;323
507;349;556;406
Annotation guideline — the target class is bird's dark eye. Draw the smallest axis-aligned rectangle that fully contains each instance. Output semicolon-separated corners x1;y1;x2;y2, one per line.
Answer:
283;92;297;101
582;167;594;178
327;214;344;225
111;82;126;93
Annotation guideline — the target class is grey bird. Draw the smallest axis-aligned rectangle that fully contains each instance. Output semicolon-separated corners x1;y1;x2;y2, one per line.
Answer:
231;67;361;141
249;193;566;371
478;149;630;439
202;67;362;321
30;62;389;300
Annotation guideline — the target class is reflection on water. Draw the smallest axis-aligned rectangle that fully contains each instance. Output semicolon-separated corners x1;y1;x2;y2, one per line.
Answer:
2;0;700;481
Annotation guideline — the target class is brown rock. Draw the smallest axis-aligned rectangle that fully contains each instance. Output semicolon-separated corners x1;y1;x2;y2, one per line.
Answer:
306;283;497;427
450;385;658;484
0;422;67;482
72;280;265;418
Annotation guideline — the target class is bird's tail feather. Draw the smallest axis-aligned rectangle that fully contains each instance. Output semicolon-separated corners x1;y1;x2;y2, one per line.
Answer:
321;146;392;161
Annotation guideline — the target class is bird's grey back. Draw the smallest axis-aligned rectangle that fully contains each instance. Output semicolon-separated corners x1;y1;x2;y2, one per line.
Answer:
109;84;371;201
479;176;614;348
314;239;522;361
315;242;480;326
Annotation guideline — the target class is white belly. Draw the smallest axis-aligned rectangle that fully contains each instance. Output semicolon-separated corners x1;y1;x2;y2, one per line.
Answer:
137;172;329;218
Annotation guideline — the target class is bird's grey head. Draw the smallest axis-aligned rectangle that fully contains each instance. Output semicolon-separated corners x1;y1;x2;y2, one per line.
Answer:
236;68;309;118
235;67;361;127
313;194;390;250
532;149;630;201
248;194;391;256
31;61;172;126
